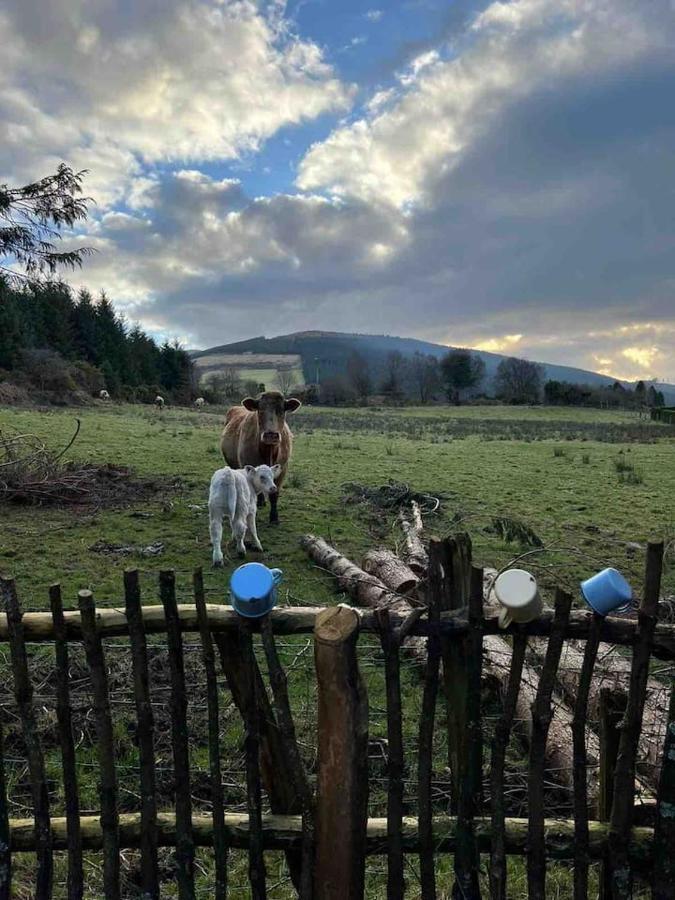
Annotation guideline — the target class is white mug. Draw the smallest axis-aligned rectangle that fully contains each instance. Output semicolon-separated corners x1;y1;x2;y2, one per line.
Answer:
494;568;542;628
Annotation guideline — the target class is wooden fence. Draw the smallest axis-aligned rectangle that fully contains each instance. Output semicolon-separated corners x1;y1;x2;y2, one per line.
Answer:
0;536;673;899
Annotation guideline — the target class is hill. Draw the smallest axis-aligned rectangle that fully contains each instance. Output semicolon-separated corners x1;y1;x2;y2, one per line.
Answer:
191;331;675;403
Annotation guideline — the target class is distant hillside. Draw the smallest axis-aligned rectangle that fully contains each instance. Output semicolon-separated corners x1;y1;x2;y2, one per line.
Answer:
191;331;675;403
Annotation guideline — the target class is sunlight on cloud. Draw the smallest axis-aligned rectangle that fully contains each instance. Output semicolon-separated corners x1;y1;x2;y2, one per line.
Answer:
475;334;523;352
621;346;663;371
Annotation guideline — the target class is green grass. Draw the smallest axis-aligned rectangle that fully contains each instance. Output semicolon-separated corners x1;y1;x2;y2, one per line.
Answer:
0;402;672;897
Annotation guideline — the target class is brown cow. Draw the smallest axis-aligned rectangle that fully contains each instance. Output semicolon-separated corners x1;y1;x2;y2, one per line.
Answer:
220;391;301;524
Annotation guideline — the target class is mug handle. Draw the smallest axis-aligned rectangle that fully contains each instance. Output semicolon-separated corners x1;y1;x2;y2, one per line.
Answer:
270;568;283;586
498;607;512;629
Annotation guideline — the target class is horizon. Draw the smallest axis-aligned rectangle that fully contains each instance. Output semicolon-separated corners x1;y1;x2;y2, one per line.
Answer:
2;1;674;383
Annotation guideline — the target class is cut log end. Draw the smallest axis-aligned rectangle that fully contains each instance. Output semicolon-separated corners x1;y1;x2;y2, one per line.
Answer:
315;606;360;645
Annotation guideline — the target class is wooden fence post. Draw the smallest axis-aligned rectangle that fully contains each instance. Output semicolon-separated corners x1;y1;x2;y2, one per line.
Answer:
572;611;603;900
50;584;83;900
608;541;663;899
193;570;227;900
375;607;404;900
653;681;675;899
78;589;120;900
124;569;159;900
314;606;369;900
598;689;627;900
2;576;53;899
527;587;573;900
159;570;195;900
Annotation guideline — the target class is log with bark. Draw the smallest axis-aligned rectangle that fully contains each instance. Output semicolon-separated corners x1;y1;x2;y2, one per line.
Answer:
398;501;428;574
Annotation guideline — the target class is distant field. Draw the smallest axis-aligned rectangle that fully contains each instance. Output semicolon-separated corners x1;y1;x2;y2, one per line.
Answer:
0;401;672;897
194;351;305;391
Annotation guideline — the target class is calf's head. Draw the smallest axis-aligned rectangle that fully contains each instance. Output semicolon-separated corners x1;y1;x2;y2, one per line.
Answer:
245;464;282;496
242;391;301;444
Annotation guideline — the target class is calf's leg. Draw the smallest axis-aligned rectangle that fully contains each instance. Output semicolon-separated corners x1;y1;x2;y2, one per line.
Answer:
269;490;279;525
209;504;225;567
233;517;247;557
246;512;263;552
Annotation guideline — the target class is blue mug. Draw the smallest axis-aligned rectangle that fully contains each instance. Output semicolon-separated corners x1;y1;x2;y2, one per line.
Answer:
580;567;632;616
230;563;283;618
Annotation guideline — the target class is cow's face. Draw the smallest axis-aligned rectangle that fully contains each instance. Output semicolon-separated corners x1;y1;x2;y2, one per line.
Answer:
245;463;282;496
242;391;301;445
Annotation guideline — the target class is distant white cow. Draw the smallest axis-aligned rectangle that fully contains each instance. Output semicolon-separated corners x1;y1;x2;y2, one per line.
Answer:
208;463;281;565
99;389;110;401
195;397;205;408
154;395;165;409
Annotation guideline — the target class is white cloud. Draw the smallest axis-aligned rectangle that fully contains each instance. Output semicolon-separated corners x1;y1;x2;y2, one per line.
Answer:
0;0;353;206
365;10;384;23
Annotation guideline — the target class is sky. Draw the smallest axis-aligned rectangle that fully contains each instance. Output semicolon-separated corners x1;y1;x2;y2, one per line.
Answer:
1;0;674;382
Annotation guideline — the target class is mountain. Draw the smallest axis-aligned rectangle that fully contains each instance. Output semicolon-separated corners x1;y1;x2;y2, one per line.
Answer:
191;331;675;403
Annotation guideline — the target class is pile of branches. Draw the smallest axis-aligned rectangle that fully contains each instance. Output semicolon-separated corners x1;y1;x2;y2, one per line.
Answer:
0;421;168;507
342;479;444;514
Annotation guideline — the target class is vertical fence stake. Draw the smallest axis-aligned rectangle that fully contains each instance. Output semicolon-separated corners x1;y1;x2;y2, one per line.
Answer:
314;606;368;900
124;569;159;900
598;689;627;900
260;615;314;899
572;611;603;900
239;620;267;900
193;570;227;900
527;587;573;900
653;680;675;898
160;570;195;900
489;631;527;900
2;576;53;899
608;541;663;899
78;589;119;900
50;584;83;900
0;685;10;900
375;608;404;900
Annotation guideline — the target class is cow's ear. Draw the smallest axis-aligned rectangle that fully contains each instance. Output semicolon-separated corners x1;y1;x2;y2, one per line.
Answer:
271;464;282;478
242;397;259;411
284;398;301;412
244;465;255;475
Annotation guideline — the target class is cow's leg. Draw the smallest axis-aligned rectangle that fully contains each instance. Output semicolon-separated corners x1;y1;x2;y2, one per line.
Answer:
269;490;279;525
246;512;263;552
233;517;247;557
209;504;225;567
257;493;266;508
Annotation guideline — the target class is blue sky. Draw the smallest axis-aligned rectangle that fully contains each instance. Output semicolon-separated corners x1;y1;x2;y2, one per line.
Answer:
1;0;674;382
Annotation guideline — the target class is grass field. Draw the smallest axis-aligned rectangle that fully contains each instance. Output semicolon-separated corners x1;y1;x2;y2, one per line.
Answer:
0;402;673;897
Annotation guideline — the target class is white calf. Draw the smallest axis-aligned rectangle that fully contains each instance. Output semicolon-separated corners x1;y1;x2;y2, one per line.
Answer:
154;395;165;409
195;397;205;408
99;389;110;400
209;463;281;565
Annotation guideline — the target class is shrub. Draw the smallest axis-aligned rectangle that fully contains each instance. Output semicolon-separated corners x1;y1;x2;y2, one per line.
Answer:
19;349;76;394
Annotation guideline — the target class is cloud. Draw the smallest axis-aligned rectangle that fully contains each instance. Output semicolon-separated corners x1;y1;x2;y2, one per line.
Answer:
475;334;523;353
0;0;352;205
365;10;384;23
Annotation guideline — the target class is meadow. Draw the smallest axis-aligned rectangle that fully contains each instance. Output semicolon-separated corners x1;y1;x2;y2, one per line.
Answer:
0;401;673;897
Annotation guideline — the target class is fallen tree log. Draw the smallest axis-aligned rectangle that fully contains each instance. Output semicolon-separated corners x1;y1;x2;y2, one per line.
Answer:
362;549;420;597
398;502;428;574
528;638;666;787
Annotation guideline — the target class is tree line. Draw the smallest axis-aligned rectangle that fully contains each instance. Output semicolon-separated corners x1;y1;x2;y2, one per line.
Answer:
0;278;194;403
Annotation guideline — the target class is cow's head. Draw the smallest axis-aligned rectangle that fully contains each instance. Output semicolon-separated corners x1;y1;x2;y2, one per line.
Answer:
242;391;301;445
245;463;282;495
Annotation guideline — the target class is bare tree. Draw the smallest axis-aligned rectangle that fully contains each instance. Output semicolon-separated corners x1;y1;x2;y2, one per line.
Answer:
494;357;544;404
346;351;372;403
380;351;408;403
208;366;243;402
276;367;297;395
1;164;94;284
409;353;441;404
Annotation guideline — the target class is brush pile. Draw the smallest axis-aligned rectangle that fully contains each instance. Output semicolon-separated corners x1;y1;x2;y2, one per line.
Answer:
0;420;170;507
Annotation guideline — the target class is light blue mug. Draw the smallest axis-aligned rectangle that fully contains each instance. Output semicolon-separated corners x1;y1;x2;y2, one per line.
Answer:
230;562;282;618
580;567;632;616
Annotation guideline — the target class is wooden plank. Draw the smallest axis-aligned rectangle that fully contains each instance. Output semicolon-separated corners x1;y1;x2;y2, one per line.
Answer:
527;588;573;900
571;611;603;900
418;539;443;900
598;689;627;900
123;569;159;900
5;812;657;862
1;575;53;899
652;681;675;899
453;564;483;899
2;604;674;658
608;541;663;899
193;569;227;900
314;606;369;900
159;570;195;900
260;615;314;900
78;589;119;900
238;621;267;900
375;608;404;900
0;689;10;900
49;584;83;900
488;632;527;900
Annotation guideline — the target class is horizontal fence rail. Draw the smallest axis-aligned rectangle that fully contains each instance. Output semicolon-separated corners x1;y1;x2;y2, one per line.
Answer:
1;605;674;657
